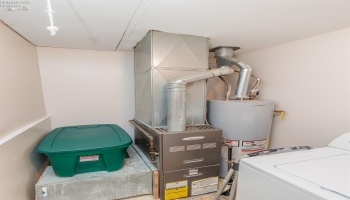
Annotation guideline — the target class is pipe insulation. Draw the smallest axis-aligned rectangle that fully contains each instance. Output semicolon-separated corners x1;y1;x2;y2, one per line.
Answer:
167;66;234;132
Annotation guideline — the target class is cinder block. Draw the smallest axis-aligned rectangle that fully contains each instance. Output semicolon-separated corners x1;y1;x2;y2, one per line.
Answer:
35;146;152;200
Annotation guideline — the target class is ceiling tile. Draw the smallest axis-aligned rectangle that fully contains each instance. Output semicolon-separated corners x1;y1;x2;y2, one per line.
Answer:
0;0;141;50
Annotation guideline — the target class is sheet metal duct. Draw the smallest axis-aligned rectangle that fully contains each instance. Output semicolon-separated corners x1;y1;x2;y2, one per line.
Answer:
167;66;234;131
134;30;208;127
213;47;252;99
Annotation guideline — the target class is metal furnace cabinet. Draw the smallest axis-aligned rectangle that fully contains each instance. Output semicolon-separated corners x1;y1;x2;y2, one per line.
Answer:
133;120;222;199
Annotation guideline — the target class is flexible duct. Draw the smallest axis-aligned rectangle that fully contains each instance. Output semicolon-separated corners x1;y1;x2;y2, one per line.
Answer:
249;77;261;99
214;47;252;99
167;66;234;132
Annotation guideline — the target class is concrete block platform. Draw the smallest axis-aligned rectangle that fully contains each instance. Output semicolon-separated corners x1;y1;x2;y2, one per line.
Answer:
35;146;152;200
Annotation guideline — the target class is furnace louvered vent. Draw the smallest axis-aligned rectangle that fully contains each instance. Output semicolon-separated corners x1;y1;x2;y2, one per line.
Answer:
187;125;215;130
154;125;215;133
155;127;168;132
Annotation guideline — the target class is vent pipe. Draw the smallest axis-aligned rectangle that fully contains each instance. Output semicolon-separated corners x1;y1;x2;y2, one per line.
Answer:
213;47;252;99
167;66;234;132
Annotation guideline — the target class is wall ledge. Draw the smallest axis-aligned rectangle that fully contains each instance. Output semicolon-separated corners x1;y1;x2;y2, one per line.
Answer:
0;116;51;146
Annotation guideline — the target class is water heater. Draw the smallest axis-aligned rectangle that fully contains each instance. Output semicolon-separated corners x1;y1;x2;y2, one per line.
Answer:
208;99;274;177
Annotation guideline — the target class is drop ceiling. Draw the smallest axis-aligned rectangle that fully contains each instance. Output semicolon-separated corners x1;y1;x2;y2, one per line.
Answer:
0;0;349;54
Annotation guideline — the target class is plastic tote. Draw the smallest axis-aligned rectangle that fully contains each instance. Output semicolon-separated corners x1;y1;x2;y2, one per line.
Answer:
37;124;132;177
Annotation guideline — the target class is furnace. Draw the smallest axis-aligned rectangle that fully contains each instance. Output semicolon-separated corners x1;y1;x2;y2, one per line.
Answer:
132;31;224;200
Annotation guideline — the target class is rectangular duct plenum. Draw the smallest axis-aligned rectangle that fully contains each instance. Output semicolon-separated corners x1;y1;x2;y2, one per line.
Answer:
134;31;208;127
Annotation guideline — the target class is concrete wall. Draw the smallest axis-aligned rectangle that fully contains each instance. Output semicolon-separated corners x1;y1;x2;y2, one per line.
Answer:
37;47;135;138
208;28;350;148
0;21;51;200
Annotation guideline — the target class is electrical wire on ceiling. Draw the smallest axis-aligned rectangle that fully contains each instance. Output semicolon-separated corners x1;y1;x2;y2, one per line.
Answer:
46;0;59;36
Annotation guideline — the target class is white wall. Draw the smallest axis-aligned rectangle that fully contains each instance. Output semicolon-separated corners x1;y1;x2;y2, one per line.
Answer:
0;21;47;140
0;21;51;200
348;29;350;130
37;47;135;138
234;28;350;148
0;118;51;200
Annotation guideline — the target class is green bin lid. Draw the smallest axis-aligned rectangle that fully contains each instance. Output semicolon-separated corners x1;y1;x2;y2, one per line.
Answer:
37;124;132;153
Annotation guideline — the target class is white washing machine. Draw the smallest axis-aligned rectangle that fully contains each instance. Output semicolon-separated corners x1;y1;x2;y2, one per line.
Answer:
236;133;350;200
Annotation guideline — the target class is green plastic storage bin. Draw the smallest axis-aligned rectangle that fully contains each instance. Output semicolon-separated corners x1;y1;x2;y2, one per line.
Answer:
37;124;132;177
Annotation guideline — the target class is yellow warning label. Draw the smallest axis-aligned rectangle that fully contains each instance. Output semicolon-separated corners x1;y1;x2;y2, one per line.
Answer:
165;180;188;200
165;186;188;200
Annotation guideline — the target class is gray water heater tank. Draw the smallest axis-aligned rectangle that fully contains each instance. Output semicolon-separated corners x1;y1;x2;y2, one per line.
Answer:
208;100;275;177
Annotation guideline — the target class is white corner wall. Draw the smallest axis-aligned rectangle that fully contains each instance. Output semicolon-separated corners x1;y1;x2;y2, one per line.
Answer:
37;47;135;138
0;118;51;200
235;28;350;148
0;21;51;200
0;21;47;140
348;29;350;129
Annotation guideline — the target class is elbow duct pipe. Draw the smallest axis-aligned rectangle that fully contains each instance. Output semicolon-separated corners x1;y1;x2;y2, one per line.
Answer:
167;66;234;132
214;47;252;99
